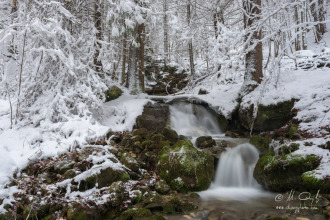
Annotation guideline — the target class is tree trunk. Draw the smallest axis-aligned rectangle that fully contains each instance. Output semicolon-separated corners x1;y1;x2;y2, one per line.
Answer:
242;0;263;92
122;32;128;85
137;23;145;93
94;1;103;74
318;0;326;35
163;0;169;65
187;0;195;78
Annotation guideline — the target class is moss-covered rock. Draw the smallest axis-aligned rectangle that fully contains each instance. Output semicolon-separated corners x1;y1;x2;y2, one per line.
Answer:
278;143;299;155
239;99;296;132
136;103;169;133
195;136;216;149
155;180;170;195
288;124;301;139
79;167;129;190
63;169;76;179
104;86;123;102
158;140;214;192
121;153;140;173
118;208;152;220
132;128;149;139
67;203;87;220
162;128;179;143
254;152;321;192
249;135;272;152
302;171;330;193
54;159;75;174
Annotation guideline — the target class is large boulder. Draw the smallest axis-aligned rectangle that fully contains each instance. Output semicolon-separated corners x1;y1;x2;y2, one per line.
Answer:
136;103;169;133
239;99;296;132
253;152;321;192
158;140;214;192
104;86;123;102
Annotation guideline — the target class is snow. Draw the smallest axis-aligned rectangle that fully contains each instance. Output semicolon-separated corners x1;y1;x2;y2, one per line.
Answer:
242;69;330;136
100;92;150;132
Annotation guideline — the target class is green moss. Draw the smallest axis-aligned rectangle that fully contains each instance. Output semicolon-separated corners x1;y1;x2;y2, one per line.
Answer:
67;203;87;220
279;143;299;155
162;128;179;143
254;153;321;192
104;86;123;102
302;171;330;193
163;202;175;214
249;135;272;152
151;133;164;143
159;140;214;192
132;128;149;139
119;208;152;220
288;124;300;139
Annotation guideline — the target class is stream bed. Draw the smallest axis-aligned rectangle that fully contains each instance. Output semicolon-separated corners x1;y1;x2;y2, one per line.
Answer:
167;101;325;220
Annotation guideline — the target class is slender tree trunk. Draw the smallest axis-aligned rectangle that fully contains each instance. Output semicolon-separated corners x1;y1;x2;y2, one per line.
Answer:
242;0;263;93
163;0;169;65
15;31;27;124
122;32;128;85
318;0;326;34
137;23;145;92
94;1;103;74
187;0;195;78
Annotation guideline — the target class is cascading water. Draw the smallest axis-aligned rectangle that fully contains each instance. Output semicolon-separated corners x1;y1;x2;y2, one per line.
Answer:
214;143;259;187
169;101;223;137
169;101;270;200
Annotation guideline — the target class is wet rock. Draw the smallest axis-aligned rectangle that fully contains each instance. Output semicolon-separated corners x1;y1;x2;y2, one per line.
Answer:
159;140;214;192
239;99;296;132
196;136;216;149
54;159;75;174
104;85;123;102
249;135;272;152
202;146;225;166
155;180;170;195
136;103;169;133
225;131;240;138
254;152;321;192
162;127;179;143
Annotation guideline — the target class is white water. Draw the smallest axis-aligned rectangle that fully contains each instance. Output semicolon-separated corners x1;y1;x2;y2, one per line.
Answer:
169;102;271;200
214;143;259;187
201;143;272;200
169;102;223;137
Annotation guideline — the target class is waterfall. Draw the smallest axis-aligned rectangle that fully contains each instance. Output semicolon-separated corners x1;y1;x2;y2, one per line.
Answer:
169;101;223;137
169;101;269;200
214;143;259;187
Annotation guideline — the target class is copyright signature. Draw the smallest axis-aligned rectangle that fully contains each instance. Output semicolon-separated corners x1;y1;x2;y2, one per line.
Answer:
275;189;320;204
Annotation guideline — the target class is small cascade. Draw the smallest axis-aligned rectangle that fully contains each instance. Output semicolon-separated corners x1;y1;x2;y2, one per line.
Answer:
214;143;259;187
169;101;223;137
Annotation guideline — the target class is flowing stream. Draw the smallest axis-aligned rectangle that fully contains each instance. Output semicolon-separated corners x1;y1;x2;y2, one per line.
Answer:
169;101;269;200
168;102;325;219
